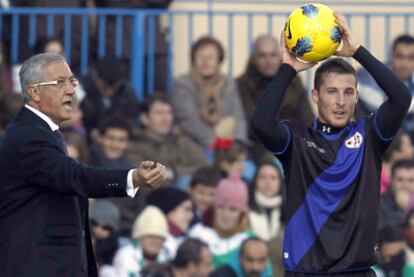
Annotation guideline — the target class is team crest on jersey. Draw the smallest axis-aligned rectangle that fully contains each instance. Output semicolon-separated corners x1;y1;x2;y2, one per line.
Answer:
345;132;363;149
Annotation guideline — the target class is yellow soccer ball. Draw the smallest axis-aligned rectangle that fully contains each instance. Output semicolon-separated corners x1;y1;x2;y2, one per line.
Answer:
284;3;343;62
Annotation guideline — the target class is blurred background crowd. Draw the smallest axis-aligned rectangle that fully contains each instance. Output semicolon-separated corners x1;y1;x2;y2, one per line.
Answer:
0;0;414;276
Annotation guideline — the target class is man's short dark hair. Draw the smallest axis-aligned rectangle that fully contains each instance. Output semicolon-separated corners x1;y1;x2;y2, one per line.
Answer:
392;34;414;52
140;93;171;115
314;58;356;91
189;166;222;189
191;36;225;65
98;116;131;137
172;238;209;268
240;237;268;256
391;159;414;178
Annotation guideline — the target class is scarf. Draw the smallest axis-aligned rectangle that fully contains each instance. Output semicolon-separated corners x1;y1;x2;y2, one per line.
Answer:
255;192;282;209
190;68;225;126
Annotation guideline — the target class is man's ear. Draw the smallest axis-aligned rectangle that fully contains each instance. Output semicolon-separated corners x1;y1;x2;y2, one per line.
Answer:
311;89;319;104
355;89;359;104
27;86;41;102
140;113;149;127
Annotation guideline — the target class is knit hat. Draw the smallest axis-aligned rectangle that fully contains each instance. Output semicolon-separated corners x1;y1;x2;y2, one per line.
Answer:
131;206;168;240
146;187;190;215
89;200;120;232
214;174;248;212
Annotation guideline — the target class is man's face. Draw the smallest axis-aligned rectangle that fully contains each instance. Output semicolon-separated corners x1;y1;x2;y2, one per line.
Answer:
142;101;173;135
392;43;414;81
29;61;76;124
189;184;216;214
253;39;281;77
100;128;129;160
192;247;213;277
240;241;269;277
312;73;358;128
392;167;414;194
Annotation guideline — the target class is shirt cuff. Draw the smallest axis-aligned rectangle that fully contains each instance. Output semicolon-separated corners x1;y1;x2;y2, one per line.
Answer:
126;169;139;198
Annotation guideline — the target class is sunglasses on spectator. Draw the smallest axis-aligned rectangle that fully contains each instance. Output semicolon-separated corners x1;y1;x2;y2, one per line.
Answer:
30;77;79;89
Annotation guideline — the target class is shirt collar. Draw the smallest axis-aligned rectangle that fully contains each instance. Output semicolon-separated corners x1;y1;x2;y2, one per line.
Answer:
313;118;345;135
24;104;59;131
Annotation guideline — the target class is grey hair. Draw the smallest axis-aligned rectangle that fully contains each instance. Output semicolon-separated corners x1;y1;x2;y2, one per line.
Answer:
19;53;67;102
253;34;279;54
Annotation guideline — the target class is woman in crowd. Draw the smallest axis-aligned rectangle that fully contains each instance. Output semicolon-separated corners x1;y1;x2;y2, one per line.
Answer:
172;36;247;150
188;174;253;268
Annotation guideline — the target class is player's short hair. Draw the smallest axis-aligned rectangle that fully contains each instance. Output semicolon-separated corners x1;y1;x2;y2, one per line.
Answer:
392;34;414;52
314;58;356;91
191;36;225;65
391;159;414;178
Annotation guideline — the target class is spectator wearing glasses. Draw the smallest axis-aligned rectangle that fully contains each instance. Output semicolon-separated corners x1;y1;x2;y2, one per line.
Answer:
0;53;167;277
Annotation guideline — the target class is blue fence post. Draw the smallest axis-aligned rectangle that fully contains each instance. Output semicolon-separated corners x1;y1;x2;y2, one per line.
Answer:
11;14;20;64
131;11;146;101
29;14;37;47
80;14;89;76
147;14;156;94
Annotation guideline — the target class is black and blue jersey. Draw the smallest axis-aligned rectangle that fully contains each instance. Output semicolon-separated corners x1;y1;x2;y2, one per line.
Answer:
251;47;412;275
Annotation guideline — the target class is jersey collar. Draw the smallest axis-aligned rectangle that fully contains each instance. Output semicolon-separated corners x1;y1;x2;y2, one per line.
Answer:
313;118;349;135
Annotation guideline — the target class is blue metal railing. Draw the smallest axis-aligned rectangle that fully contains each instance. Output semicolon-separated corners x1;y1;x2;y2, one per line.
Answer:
0;8;413;100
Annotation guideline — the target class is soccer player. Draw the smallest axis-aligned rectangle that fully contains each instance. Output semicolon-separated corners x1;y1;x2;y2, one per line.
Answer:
251;13;412;276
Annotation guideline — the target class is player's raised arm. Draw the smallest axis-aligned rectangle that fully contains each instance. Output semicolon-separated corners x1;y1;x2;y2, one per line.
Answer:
250;32;316;155
334;12;412;139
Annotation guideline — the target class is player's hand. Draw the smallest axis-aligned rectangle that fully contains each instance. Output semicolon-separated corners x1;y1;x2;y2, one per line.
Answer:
133;161;166;189
333;11;360;57
280;30;317;72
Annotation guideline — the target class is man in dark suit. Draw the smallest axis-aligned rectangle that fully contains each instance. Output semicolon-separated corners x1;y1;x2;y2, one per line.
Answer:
0;53;166;277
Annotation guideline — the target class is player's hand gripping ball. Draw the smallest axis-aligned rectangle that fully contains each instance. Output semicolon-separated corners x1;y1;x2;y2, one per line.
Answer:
284;3;343;62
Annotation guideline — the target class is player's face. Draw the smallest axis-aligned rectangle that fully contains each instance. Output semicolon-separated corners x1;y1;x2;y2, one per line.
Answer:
392;43;414;81
312;73;358;128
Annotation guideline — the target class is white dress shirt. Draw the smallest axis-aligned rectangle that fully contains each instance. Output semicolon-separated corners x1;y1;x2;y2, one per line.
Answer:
24;104;138;197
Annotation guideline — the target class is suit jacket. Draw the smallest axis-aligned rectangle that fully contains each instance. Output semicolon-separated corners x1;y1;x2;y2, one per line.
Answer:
0;107;130;277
